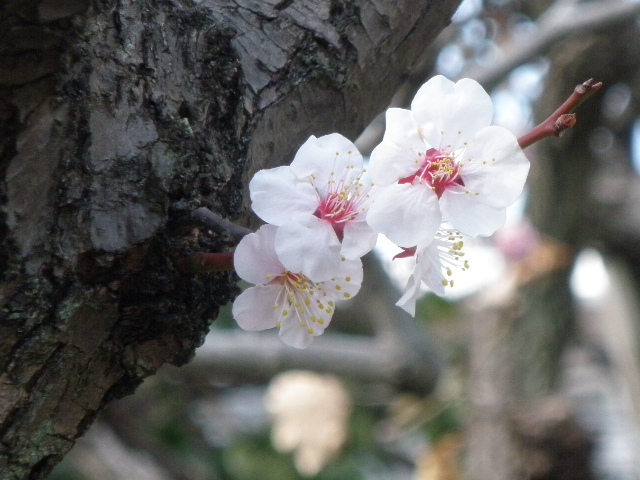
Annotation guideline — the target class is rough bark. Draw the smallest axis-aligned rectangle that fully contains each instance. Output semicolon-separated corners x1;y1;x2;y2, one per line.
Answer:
0;0;461;477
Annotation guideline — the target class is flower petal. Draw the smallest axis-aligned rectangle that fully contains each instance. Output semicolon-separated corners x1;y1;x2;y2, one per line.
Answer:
290;134;363;188
319;257;363;300
250;166;318;225
278;321;316;349
368;108;426;186
412;76;493;151
275;214;342;282
440;189;507;236
340;220;378;259
458;126;530;208
416;243;448;296
234;224;284;284
366;183;441;247
232;284;282;331
395;260;423;316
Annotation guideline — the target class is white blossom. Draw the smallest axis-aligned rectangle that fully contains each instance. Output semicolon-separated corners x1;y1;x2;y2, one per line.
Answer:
367;75;530;247
250;134;376;282
396;226;469;316
232;225;363;348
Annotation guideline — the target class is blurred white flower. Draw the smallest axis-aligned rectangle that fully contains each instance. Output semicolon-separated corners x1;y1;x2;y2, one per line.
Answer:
265;371;352;476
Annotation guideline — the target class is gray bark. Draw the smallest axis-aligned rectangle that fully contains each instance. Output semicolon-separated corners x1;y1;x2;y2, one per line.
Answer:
0;0;460;477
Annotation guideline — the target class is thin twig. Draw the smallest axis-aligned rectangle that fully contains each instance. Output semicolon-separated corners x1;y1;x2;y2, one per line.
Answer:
191;207;252;244
517;78;602;149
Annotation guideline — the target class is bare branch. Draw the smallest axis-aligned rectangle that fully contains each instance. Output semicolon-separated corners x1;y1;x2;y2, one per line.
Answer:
190;207;252;244
356;0;640;155
468;0;640;90
517;78;602;149
191;327;439;394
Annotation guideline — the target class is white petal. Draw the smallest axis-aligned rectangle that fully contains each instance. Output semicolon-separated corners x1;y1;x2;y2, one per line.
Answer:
395;261;423;316
416;244;448;296
366;183;441;247
232;285;282;331
278;321;317;349
250;166;318;225
458;126;530;208
440;189;507;236
234;224;284;284
412;76;493;151
274;214;342;282
340;220;378;259
368;108;426;185
290;133;363;187
369;141;425;187
319;257;363;300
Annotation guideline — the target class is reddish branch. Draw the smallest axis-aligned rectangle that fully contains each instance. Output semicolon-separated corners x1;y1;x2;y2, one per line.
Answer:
517;78;602;149
190;252;235;273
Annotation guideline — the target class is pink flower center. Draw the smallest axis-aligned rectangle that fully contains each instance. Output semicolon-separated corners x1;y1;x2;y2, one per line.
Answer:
399;148;463;198
314;190;359;241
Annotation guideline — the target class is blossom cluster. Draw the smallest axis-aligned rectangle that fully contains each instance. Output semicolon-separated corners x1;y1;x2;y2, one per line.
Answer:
232;75;530;347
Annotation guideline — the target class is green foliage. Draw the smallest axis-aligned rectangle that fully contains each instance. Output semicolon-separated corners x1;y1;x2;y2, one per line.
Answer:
48;462;88;480
424;402;462;443
222;435;299;480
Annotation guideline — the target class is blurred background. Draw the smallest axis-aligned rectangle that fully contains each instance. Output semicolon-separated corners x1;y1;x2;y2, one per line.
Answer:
49;0;640;478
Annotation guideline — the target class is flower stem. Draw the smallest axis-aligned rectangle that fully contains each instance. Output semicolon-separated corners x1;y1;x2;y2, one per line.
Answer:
517;78;602;149
189;252;235;273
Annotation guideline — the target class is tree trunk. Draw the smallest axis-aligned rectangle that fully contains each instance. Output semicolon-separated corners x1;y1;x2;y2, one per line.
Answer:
0;0;461;477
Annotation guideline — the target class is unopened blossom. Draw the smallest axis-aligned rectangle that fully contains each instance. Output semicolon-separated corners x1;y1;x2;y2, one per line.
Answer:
367;75;530;247
250;133;376;282
232;224;363;349
396;226;469;316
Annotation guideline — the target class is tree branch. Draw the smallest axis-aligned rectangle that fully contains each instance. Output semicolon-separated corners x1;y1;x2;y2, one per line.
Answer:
356;0;640;155
468;0;640;90
517;78;602;149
